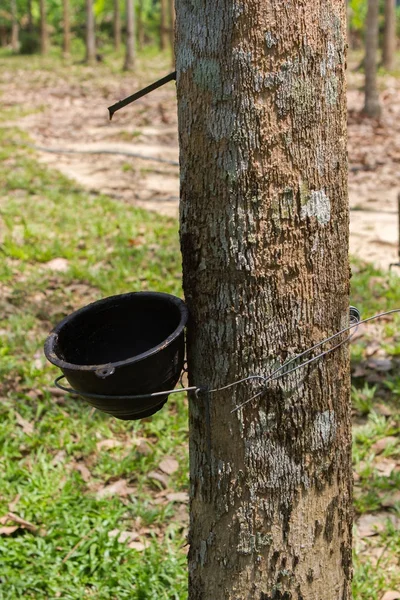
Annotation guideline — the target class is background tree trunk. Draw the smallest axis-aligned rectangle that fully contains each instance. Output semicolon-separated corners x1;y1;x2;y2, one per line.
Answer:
27;0;33;34
364;0;381;117
382;0;396;70
168;0;175;62
114;0;121;52
0;26;7;48
85;0;96;65
347;0;353;50
63;0;71;57
137;0;144;50
11;0;19;52
159;0;168;50
123;0;135;71
39;0;48;54
176;1;352;598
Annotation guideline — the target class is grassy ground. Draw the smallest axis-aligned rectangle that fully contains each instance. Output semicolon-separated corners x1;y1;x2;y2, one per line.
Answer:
0;54;399;599
0;125;187;599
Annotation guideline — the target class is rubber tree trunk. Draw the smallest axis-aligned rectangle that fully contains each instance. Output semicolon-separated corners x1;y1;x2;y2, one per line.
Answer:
63;0;71;57
11;0;19;52
114;0;121;52
176;1;352;598
123;0;135;71
364;0;381;117
39;0;48;54
85;0;96;65
382;0;396;70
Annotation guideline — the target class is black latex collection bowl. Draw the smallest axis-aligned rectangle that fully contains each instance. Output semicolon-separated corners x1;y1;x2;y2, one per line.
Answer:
44;292;188;420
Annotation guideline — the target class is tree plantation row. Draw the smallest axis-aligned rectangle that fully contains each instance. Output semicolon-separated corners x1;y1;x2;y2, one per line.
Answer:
0;1;398;67
0;0;175;69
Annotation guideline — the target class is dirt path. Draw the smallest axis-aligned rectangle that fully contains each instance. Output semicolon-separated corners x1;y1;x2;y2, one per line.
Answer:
0;61;399;270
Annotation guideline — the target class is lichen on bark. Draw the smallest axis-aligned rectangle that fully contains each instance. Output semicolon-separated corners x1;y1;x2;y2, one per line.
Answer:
176;1;351;598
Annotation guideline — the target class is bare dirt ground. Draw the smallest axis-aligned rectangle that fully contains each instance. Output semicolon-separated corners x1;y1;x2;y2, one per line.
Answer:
1;59;399;270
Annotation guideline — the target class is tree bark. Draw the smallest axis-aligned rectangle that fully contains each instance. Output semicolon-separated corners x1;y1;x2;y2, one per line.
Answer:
168;0;175;62
382;0;396;70
39;0;48;54
0;26;7;48
63;0;71;57
160;0;168;50
27;0;33;33
137;0;144;50
364;0;381;117
11;0;19;52
85;0;96;65
114;0;121;52
123;0;135;71
176;1;352;598
347;0;353;50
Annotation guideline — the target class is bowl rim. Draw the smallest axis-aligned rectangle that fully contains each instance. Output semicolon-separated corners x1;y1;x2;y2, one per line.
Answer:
43;291;188;373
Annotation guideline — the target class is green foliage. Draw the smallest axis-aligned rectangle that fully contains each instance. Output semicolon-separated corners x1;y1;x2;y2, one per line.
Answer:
349;0;368;32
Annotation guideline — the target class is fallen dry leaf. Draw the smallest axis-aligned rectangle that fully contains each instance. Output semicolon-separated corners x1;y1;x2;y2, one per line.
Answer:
96;479;135;499
356;512;399;538
14;412;34;435
0;525;19;536
158;457;179;475
73;462;91;482
379;490;400;508
0;512;39;534
366;358;393;372
381;592;400;600
96;439;122;451
108;529;139;544
108;529;149;551
375;458;397;477
42;258;69;272
148;471;169;489
128;540;149;551
136;440;152;456
51;450;67;466
371;436;398;455
166;492;189;503
374;403;394;417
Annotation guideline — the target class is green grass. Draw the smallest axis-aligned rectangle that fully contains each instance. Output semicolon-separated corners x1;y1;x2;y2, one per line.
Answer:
0;124;187;599
0;53;400;596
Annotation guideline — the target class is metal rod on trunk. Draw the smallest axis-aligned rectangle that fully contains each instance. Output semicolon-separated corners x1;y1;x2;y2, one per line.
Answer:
108;71;176;120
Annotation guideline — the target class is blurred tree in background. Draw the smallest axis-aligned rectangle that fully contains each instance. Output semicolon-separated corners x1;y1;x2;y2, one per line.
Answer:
0;0;397;75
0;0;176;68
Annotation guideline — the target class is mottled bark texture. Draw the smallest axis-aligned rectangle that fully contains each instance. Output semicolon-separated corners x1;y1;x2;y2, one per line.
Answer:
176;1;351;599
364;0;381;117
382;0;396;71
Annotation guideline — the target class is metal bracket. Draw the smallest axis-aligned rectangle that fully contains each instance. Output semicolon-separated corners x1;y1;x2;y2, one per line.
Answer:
108;71;177;120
